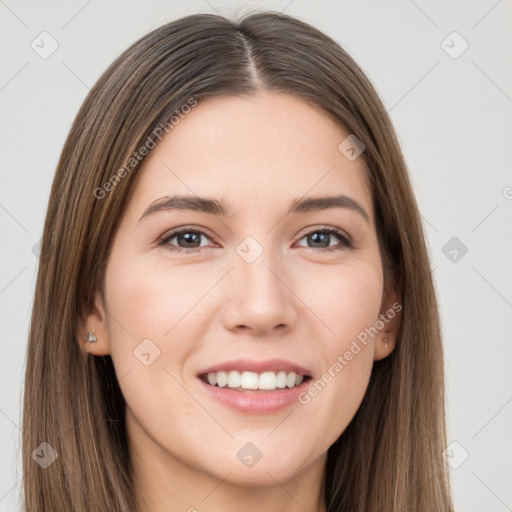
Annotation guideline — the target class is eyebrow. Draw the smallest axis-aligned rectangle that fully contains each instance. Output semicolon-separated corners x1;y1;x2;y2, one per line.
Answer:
138;194;370;224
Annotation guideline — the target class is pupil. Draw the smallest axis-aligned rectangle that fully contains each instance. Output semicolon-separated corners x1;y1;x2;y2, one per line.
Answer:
180;232;200;247
310;233;329;248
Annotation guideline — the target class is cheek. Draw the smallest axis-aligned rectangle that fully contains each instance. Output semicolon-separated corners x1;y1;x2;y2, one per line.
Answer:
102;251;220;421
102;254;205;425
294;259;383;442
304;258;384;344
323;260;383;378
105;253;210;348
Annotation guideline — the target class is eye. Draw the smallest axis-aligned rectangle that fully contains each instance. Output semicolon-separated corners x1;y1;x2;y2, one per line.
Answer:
295;226;352;252
158;227;215;252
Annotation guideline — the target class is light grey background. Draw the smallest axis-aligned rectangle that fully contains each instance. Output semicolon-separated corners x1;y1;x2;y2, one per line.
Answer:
1;1;511;511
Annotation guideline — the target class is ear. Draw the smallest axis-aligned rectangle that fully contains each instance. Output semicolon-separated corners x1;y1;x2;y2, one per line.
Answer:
374;272;402;361
77;289;111;357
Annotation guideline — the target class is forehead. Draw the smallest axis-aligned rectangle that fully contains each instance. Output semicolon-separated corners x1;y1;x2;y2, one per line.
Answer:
127;91;372;221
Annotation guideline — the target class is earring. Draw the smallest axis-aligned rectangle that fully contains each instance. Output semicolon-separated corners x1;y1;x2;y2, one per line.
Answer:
85;330;97;343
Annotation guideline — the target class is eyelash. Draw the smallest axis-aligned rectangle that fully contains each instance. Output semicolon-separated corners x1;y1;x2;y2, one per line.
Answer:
157;225;353;253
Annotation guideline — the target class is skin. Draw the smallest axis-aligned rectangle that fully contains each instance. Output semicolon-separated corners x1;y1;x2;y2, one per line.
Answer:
81;91;400;512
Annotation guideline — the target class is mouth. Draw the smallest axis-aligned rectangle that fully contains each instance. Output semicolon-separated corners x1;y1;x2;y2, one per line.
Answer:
195;358;314;413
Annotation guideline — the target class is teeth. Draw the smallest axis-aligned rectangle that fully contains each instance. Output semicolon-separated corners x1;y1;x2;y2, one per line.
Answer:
202;370;306;391
216;371;228;388
241;371;259;389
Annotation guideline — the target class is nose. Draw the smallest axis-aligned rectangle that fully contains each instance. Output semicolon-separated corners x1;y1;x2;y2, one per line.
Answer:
221;246;299;336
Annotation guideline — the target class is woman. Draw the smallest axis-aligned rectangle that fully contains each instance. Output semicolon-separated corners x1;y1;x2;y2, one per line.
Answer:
22;10;454;512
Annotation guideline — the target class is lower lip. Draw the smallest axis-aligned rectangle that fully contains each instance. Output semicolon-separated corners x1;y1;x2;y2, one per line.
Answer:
197;377;312;414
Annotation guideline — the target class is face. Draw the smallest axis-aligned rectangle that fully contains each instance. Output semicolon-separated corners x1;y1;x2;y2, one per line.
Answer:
82;91;399;492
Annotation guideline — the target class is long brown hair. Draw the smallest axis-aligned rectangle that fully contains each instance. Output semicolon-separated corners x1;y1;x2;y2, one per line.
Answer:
22;10;454;511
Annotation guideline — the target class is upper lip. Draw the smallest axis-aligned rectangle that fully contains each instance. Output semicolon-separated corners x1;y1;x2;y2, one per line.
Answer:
197;358;312;378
